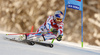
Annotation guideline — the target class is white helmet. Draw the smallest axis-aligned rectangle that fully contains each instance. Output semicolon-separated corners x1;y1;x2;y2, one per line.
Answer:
54;11;63;20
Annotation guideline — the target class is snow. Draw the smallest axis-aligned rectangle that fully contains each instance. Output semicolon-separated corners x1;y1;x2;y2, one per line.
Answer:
0;31;100;55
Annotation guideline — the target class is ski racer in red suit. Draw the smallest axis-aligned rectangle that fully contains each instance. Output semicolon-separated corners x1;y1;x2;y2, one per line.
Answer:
36;11;64;41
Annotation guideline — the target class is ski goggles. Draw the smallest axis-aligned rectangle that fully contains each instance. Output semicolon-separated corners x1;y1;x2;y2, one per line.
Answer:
56;18;62;21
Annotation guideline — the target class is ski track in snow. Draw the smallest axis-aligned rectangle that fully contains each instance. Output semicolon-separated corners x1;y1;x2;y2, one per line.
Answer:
0;32;100;55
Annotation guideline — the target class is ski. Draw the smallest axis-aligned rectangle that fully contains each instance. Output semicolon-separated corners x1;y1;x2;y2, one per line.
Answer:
5;37;53;48
5;37;35;45
29;41;53;48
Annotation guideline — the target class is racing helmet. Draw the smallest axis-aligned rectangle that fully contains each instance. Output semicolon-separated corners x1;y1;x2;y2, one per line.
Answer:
54;11;63;21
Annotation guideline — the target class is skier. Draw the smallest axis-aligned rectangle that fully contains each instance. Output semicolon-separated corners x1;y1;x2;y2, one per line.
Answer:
36;11;64;41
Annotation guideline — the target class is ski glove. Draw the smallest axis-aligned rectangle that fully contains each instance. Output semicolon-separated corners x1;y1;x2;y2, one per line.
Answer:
57;35;62;41
50;28;58;35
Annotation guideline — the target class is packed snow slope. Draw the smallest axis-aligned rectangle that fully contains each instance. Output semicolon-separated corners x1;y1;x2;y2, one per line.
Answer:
0;31;100;55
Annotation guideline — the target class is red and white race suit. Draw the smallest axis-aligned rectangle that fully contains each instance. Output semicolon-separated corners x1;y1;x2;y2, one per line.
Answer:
36;16;64;40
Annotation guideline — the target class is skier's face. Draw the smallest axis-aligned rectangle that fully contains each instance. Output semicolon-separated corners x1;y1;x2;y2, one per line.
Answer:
55;18;62;24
